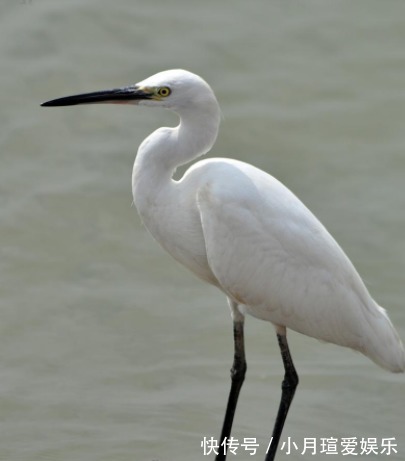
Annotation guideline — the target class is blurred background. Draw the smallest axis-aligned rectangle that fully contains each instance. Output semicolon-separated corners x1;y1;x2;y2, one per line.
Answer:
1;0;404;460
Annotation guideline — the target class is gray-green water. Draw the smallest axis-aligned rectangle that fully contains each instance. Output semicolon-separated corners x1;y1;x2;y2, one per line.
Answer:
1;1;404;460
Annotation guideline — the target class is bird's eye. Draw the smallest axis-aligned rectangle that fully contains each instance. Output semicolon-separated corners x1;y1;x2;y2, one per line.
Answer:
157;87;171;97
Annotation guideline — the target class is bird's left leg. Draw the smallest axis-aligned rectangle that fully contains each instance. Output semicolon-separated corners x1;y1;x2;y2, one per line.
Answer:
265;327;299;461
215;300;246;461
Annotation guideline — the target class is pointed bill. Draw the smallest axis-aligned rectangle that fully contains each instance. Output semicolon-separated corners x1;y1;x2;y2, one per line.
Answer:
41;85;154;107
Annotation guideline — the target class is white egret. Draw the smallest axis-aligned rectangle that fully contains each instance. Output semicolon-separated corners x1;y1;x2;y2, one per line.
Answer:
42;69;405;461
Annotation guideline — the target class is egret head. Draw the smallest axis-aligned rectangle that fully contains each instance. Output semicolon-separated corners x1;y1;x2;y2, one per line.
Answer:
41;69;217;113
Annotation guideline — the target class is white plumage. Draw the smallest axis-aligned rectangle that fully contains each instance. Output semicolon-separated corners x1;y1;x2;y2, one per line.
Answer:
130;70;404;373
42;69;405;461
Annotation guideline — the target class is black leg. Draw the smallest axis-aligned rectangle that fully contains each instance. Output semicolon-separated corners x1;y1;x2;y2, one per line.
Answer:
215;319;247;461
265;333;299;461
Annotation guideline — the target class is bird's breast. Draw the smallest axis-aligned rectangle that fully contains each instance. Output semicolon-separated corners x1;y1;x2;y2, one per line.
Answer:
134;183;219;287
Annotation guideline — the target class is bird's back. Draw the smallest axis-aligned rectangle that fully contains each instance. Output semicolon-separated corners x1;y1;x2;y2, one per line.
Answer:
190;158;405;372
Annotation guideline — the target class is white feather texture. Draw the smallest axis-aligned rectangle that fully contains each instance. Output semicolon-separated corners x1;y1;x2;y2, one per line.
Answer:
131;69;405;373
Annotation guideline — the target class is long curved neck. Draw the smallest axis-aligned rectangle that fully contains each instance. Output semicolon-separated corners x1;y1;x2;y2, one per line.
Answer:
132;97;221;210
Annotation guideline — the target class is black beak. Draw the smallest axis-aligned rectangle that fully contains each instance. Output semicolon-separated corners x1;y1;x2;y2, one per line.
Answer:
41;85;153;107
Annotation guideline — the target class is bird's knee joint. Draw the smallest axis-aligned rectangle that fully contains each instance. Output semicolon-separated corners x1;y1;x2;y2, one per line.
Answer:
281;372;299;392
231;361;247;382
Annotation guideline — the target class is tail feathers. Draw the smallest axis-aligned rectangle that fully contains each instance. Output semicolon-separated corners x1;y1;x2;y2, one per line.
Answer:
363;304;405;373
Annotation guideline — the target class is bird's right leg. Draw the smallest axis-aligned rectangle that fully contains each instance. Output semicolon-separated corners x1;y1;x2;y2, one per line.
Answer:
265;328;299;461
215;301;246;461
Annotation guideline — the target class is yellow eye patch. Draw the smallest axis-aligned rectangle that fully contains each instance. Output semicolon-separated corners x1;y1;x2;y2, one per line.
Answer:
156;86;171;98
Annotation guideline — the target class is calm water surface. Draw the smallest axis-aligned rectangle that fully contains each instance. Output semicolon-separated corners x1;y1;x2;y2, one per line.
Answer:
1;1;404;460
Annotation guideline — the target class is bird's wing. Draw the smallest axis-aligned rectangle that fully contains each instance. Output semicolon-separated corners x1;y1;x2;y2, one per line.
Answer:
196;161;378;350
